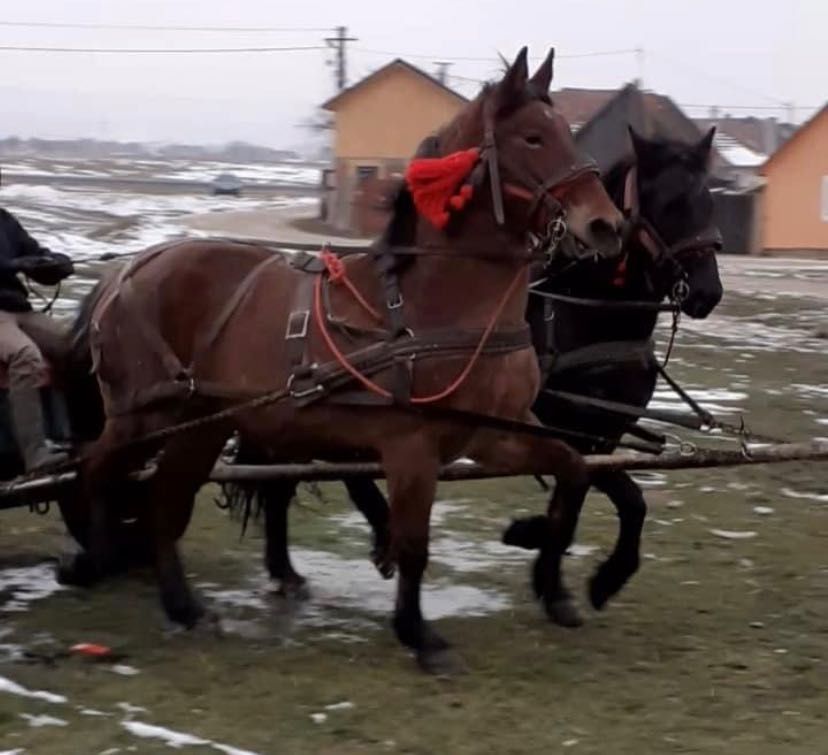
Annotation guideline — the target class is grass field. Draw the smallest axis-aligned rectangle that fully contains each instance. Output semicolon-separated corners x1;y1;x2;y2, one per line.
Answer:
0;284;826;754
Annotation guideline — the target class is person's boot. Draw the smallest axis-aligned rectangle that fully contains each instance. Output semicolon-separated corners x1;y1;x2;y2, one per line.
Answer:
9;386;69;472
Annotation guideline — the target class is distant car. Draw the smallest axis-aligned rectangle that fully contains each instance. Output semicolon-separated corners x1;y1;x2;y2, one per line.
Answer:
211;172;243;196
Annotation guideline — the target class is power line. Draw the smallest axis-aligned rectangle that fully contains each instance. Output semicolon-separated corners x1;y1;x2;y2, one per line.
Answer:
0;20;328;32
0;44;327;54
652;50;786;106
353;46;638;63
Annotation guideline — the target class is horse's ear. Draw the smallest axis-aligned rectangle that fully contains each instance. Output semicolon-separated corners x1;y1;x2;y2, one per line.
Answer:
529;47;555;95
495;47;529;107
694;126;716;167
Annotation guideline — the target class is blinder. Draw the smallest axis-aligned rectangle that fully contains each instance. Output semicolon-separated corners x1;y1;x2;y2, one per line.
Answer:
622;165;722;267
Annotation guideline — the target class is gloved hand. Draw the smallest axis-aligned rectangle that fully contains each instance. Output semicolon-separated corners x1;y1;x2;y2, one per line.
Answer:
14;253;74;285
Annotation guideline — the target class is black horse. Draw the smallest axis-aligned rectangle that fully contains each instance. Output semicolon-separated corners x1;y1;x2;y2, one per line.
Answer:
233;126;723;624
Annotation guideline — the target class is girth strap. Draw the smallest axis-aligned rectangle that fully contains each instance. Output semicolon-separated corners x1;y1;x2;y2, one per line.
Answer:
549;339;655;376
288;325;531;406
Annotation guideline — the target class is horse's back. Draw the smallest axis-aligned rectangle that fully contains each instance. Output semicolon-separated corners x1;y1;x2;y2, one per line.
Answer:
90;239;297;413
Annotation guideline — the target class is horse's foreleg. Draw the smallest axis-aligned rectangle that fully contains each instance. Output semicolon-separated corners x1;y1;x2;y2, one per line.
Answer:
343;477;393;579
381;436;451;673
261;480;308;598
470;427;590;627
588;470;647;610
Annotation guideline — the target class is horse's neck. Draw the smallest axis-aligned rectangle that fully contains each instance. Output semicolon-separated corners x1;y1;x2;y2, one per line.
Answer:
539;245;663;353
397;215;531;330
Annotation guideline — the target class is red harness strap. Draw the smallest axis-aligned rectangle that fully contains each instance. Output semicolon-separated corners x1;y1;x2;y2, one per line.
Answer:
320;246;382;323
312;249;525;405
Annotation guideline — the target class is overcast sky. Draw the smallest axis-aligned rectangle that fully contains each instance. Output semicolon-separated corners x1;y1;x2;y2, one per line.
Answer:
1;0;824;149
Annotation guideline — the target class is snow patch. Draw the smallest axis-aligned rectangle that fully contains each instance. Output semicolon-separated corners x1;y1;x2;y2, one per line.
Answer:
0;674;66;703
122;720;259;755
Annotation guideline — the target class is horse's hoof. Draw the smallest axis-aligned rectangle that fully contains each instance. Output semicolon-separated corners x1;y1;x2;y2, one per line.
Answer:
588;573;612;611
163;595;206;630
416;647;464;676
588;557;636;610
272;577;311;601
371;549;395;580
502;516;547;550
545;598;584;628
165;610;223;638
55;552;99;588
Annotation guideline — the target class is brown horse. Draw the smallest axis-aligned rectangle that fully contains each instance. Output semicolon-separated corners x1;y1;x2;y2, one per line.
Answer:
79;48;623;671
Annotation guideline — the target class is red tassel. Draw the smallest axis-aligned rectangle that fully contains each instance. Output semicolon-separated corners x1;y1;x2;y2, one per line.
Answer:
405;148;480;229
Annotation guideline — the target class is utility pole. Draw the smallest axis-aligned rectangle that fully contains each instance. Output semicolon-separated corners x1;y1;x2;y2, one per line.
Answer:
325;25;357;91
434;61;452;85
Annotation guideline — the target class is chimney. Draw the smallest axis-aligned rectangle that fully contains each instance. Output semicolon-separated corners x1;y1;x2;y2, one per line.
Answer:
761;117;778;156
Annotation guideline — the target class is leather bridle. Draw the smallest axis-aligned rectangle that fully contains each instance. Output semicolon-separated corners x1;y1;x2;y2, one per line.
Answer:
473;97;603;260
622;165;723;266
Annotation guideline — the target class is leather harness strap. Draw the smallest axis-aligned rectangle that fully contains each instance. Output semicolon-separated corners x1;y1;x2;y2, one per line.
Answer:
95;240;533;417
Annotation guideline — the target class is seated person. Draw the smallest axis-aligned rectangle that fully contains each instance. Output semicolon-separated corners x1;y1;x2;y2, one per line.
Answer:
0;198;74;471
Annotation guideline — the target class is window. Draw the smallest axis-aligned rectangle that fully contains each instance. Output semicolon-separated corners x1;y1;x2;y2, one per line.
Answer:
356;165;379;183
822;176;828;222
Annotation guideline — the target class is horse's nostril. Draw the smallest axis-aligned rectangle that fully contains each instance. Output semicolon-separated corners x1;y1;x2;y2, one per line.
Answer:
588;217;622;256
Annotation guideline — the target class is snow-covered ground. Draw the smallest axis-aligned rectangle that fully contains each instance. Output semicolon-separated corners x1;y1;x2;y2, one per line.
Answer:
4;157;322;186
0;160;318;263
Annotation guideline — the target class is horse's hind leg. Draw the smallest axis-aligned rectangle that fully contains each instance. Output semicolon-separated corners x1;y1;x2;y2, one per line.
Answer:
261;480;308;598
76;417;147;586
145;428;229;628
588;470;647;610
343;477;393;579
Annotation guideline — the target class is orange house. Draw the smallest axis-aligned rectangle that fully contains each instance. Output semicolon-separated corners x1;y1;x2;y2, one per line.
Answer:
760;103;828;255
321;59;468;234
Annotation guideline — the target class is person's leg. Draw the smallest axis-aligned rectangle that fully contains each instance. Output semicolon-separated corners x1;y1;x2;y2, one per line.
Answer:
17;311;69;365
0;311;67;471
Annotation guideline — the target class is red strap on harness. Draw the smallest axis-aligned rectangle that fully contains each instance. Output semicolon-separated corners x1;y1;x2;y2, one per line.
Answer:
320;247;382;322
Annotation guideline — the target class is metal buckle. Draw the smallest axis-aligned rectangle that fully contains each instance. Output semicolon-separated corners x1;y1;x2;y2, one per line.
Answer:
546;216;567;248
286;372;324;400
387;293;404;310
671;279;690;304
285;310;310;340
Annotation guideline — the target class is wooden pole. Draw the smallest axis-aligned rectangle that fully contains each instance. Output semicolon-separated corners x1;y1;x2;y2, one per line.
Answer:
1;441;825;506
209;440;828;483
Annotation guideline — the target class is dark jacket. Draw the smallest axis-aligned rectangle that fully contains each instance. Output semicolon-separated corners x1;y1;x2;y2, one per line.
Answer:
0;208;74;312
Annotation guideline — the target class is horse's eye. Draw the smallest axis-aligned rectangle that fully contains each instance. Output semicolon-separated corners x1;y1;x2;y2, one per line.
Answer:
525;134;543;147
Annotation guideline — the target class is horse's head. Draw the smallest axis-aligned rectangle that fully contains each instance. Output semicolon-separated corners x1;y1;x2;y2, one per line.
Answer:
628;127;723;318
408;48;623;260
